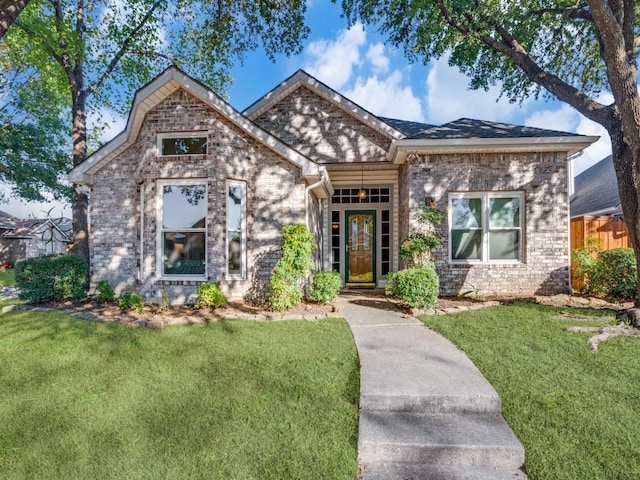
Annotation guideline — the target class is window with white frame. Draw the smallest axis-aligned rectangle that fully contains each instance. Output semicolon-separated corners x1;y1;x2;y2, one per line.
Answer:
449;192;523;263
158;180;207;277
226;181;246;279
158;132;207;156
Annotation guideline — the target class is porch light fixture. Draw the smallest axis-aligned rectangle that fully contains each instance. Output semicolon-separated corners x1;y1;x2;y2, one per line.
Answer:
358;164;367;200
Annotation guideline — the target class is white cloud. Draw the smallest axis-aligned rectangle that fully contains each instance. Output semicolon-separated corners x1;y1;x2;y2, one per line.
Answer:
525;103;612;176
344;71;424;121
425;56;522;124
365;43;390;74
304;23;367;89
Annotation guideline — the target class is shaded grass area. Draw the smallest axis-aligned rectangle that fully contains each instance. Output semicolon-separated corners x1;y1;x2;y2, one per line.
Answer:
420;303;640;480
0;268;15;287
0;311;359;479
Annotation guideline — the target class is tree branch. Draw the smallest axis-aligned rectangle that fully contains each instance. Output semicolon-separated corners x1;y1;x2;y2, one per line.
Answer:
0;0;31;38
85;0;164;96
433;0;614;128
124;49;179;65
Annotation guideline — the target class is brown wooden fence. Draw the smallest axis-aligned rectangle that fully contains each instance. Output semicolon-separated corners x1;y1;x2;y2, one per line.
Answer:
570;215;630;290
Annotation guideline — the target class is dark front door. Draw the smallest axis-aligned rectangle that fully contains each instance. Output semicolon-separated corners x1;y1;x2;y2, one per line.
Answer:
345;211;376;287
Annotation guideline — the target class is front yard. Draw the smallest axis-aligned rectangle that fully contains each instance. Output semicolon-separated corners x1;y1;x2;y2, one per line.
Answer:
420;303;640;480
0;310;359;479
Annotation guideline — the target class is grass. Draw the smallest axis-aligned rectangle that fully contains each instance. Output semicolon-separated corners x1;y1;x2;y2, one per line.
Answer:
420;302;640;480
0;311;359;479
0;268;15;287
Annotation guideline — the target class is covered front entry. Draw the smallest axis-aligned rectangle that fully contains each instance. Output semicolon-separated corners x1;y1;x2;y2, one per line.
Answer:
345;211;376;287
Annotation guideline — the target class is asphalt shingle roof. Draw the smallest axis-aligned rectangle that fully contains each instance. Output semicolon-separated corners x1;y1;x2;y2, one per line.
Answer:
378;117;436;137
570;155;621;217
408;118;584;140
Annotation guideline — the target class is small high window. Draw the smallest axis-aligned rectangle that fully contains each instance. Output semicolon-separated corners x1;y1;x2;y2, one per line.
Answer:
449;192;523;263
158;132;207;156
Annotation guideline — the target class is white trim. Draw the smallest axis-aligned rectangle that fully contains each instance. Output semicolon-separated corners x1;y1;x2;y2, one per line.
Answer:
156;178;208;280
389;136;601;163
157;131;208;157
140;182;145;281
448;191;524;265
226;179;247;280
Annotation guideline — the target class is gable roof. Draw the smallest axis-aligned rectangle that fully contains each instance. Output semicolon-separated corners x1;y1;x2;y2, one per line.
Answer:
68;67;331;196
243;70;406;141
379;117;435;137
0;211;22;230
570;155;621;217
389;117;599;162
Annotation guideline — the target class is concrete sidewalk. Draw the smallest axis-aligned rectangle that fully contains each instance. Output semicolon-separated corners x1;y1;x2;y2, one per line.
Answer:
336;291;528;480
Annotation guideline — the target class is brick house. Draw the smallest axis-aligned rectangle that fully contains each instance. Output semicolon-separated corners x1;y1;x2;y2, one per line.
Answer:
68;67;597;303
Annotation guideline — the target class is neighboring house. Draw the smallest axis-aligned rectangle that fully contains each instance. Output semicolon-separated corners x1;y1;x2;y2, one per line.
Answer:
0;211;72;265
569;155;630;289
68;67;598;303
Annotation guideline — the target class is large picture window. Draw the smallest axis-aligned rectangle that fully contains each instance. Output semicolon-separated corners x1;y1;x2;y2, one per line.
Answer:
449;192;523;263
227;181;246;279
158;180;207;277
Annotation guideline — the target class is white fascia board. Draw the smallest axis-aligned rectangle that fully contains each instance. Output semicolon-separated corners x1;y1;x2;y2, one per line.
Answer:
244;71;405;141
389;136;601;163
68;67;324;185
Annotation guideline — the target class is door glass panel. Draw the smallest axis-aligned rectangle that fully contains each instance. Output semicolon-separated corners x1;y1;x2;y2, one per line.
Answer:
347;212;375;284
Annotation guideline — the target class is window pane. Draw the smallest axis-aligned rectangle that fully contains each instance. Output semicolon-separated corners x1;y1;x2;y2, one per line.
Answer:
162;185;206;229
161;136;207;155
163;232;205;275
227;185;244;231
452;229;482;260
489;197;520;228
227;232;242;275
489;230;520;260
451;198;482;229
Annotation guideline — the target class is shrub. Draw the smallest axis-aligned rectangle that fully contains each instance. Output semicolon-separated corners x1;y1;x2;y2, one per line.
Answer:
310;271;341;304
15;254;87;303
119;292;144;312
95;280;115;303
590;248;637;300
386;265;439;309
195;282;227;308
269;224;316;311
399;206;446;267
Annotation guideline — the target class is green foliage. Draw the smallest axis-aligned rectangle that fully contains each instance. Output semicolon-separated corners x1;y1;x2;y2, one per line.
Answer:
310;271;341;304
399;206;445;267
95;280;115;303
15;254;87;303
195;282;227;309
119;292;144;312
574;243;637;301
386;266;439;309
269;224;316;311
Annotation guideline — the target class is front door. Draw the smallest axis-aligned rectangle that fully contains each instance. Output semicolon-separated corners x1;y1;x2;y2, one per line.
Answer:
345;211;376;287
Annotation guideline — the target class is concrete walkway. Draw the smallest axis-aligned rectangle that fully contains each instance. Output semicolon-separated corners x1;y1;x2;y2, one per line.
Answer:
336;291;528;480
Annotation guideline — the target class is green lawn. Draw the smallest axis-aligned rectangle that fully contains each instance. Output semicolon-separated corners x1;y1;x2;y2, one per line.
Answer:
420;303;640;480
0;268;15;287
0;311;359;479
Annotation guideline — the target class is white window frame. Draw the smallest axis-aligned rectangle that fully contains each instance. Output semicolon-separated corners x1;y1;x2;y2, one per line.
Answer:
226;180;247;280
449;191;524;264
156;179;208;280
157;131;208;157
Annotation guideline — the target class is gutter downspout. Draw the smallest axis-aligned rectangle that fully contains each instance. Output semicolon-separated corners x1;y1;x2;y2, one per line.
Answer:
305;166;328;229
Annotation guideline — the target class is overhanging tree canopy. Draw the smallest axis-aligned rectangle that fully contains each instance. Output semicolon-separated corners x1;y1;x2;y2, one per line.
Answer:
341;0;640;303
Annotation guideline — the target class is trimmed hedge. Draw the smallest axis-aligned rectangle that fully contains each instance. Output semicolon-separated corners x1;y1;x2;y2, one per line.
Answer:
15;254;87;303
386;265;439;309
310;271;341;304
573;246;637;301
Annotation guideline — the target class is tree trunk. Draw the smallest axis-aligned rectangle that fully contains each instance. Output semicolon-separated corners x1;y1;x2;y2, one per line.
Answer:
609;127;640;307
69;88;90;269
0;0;30;38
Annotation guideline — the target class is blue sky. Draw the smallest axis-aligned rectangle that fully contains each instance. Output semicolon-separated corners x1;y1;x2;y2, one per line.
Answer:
3;0;611;218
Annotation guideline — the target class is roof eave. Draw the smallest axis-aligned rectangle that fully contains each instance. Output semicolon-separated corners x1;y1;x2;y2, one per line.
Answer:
389;136;601;163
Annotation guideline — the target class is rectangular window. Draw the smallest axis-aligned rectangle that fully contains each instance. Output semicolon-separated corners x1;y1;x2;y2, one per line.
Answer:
158;132;207;156
158;180;207;277
380;209;391;276
449;192;523;263
331;211;341;273
227;181;246;279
